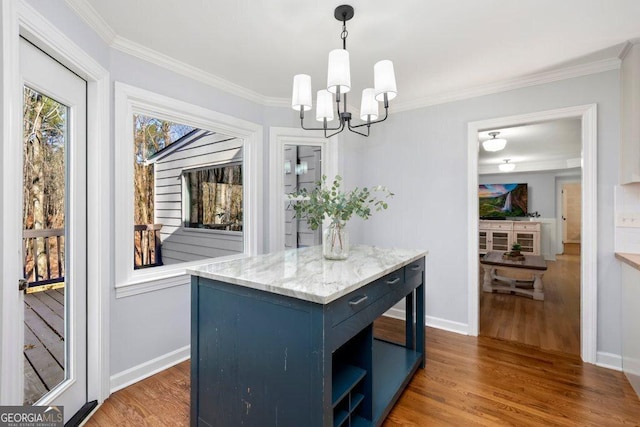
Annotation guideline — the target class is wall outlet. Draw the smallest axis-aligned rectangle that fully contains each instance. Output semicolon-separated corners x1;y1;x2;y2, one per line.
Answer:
616;212;640;227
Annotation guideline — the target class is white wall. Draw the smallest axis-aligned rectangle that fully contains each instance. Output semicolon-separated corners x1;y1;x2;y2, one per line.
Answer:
342;70;622;357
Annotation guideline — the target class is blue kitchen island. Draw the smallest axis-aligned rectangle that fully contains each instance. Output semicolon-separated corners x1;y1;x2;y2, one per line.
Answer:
188;245;427;427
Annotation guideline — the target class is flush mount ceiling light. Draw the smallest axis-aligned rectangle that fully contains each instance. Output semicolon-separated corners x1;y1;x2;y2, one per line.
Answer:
482;131;507;152
499;159;516;172
291;4;397;137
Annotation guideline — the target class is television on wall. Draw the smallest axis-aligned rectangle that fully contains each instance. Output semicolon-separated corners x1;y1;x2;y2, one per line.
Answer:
479;183;528;218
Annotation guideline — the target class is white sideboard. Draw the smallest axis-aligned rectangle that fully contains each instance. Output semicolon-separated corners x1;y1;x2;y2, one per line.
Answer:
479;220;541;256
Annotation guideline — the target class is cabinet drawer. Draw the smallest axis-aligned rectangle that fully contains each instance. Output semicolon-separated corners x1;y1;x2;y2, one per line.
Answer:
404;258;424;287
488;222;513;230
327;270;402;327
513;222;540;231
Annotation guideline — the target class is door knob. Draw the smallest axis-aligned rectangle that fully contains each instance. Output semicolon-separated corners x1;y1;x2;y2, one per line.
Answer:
18;278;28;293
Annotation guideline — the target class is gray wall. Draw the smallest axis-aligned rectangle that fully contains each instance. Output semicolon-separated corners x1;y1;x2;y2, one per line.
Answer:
480;169;581;218
20;0;624;385
342;70;621;357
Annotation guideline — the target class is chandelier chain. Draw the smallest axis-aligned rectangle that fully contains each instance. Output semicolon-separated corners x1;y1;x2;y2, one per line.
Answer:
341;22;348;49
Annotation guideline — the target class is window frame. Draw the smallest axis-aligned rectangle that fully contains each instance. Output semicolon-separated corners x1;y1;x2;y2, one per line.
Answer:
268;127;338;252
114;82;262;295
181;161;244;233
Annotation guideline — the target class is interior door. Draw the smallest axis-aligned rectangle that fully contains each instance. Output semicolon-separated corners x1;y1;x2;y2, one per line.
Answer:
562;183;582;245
18;37;87;421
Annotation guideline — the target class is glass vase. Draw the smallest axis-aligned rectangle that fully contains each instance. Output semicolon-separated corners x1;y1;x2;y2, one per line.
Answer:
323;220;349;260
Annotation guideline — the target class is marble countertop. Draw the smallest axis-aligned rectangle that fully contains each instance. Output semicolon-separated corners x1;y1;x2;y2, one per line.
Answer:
187;245;427;304
616;252;640;271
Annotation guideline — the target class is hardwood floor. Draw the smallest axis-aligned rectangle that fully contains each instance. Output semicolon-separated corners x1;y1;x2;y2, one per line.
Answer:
480;254;580;355
85;317;640;426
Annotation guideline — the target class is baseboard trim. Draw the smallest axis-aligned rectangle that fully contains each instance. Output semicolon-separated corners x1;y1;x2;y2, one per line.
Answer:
382;308;469;336
596;351;622;371
426;315;469;335
110;345;190;393
383;307;406;321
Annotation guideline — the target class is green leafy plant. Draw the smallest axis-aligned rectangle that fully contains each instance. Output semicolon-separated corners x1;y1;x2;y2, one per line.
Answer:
289;175;393;230
511;242;522;251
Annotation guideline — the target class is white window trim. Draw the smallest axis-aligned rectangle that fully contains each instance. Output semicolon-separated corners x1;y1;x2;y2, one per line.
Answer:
181;161;244;232
268;127;338;252
114;82;263;292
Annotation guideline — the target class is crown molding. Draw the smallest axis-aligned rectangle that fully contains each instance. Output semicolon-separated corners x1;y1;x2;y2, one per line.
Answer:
263;96;291;108
393;57;620;113
64;0;623;112
63;0;115;44
111;35;272;105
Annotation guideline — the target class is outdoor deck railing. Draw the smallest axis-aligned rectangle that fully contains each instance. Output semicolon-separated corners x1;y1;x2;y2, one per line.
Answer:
134;223;163;269
23;228;65;288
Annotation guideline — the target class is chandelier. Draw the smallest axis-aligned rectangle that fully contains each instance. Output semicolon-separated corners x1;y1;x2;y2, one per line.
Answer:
291;5;397;137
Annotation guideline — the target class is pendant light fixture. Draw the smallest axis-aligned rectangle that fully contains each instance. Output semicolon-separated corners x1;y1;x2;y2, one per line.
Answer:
499;159;516;172
291;5;397;137
482;131;507;152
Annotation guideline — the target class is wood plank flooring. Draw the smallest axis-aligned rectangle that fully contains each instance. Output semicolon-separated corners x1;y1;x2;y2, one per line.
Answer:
85;317;640;426
480;254;580;355
24;288;65;404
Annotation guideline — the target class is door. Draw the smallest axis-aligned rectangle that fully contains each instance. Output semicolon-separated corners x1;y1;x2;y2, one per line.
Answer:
283;144;322;249
562;183;581;247
17;38;87;420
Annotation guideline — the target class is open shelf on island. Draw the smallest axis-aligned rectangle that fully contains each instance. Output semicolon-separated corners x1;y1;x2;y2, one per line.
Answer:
372;339;423;424
332;364;367;406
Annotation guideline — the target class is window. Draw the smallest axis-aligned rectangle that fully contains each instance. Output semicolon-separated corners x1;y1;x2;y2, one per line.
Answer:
133;114;194;269
114;82;263;294
183;163;243;231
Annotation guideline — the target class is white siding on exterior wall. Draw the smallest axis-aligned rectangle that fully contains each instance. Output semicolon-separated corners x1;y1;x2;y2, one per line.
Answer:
154;132;243;264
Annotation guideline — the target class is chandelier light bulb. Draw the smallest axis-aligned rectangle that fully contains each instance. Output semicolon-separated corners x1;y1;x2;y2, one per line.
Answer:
291;74;312;111
316;90;335;122
374;60;397;102
327;49;351;94
360;88;379;121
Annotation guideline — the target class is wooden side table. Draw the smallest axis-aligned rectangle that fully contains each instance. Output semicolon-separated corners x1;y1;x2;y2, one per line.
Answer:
480;251;547;300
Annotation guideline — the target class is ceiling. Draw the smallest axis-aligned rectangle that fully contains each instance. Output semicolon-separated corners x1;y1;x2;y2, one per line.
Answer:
71;0;640;109
478;119;582;174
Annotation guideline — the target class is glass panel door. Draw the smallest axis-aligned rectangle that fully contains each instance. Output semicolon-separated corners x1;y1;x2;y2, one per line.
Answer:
492;231;510;252
22;87;68;404
19;37;87;421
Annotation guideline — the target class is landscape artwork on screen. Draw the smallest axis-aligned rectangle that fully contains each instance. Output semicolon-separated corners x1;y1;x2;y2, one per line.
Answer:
479;183;528;218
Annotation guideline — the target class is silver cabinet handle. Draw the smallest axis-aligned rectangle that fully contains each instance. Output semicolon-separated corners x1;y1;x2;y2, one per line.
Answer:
348;295;368;306
386;277;401;285
410;265;421;271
